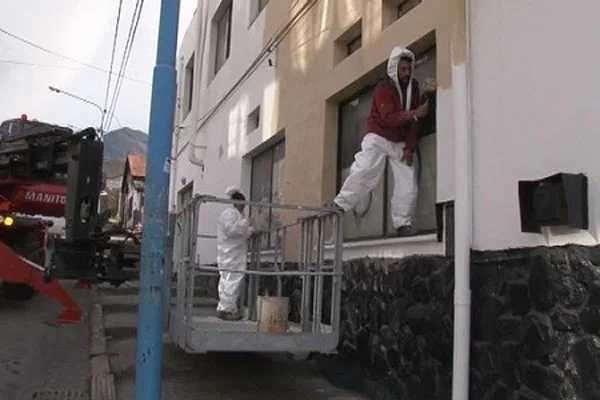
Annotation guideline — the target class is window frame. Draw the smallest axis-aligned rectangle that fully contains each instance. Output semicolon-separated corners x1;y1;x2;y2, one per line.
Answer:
397;0;423;19
214;2;233;74
346;34;362;56
336;46;437;241
184;54;195;117
249;138;285;249
247;105;261;135
250;0;269;25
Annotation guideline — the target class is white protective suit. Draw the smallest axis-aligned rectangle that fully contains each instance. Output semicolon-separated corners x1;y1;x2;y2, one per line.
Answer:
334;46;419;229
216;200;255;314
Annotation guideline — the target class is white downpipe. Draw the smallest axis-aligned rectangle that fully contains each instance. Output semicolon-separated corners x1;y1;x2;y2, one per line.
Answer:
169;54;185;211
451;0;473;399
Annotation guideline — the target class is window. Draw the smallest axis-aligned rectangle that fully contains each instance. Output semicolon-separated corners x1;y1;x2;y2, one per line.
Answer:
178;183;194;210
397;0;422;19
247;106;260;134
214;2;232;74
184;55;195;116
176;182;194;257
250;139;285;248
334;19;362;64
347;34;362;56
382;0;423;28
250;0;269;24
337;46;437;240
127;197;133;221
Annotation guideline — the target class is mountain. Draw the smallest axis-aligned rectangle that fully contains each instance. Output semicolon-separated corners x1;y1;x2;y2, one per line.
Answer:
101;127;148;178
103;127;148;163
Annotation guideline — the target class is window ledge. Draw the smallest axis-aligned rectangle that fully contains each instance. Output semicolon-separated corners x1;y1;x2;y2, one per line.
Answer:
337;233;438;249
246;234;444;263
325;233;443;261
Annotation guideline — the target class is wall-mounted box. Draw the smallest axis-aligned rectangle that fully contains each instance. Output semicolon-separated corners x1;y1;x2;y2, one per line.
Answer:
518;173;588;233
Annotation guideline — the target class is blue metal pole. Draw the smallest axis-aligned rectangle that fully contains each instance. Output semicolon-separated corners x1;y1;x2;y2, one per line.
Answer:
135;0;180;399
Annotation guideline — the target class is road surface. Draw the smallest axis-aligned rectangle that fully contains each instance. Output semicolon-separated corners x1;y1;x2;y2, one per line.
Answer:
0;282;91;400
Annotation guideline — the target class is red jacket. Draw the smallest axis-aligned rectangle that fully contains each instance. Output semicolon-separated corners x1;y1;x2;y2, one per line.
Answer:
366;78;421;151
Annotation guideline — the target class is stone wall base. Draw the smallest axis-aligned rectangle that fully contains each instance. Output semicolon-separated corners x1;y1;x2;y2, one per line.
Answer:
317;245;600;400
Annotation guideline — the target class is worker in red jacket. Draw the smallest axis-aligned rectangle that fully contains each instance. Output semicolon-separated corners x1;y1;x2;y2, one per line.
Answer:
329;46;429;236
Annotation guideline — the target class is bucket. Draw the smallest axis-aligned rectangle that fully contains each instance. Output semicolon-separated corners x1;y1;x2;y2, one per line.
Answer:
256;296;289;334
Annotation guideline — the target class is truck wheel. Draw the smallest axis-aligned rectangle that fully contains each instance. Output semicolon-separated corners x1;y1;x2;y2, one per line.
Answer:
3;283;35;301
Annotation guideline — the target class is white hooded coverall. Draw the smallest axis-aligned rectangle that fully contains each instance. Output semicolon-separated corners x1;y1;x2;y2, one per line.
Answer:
334;47;419;228
216;205;254;314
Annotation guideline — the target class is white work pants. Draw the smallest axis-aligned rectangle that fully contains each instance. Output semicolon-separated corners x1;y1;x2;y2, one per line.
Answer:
216;257;246;313
334;133;418;228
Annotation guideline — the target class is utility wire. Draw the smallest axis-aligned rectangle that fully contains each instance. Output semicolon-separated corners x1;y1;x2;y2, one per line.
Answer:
0;59;80;69
105;0;144;131
106;0;142;131
0;27;150;85
101;0;125;133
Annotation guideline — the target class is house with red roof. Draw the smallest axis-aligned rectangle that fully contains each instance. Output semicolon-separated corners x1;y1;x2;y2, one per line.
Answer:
118;152;146;230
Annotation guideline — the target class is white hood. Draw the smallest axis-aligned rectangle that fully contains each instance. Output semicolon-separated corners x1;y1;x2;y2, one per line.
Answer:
386;46;416;111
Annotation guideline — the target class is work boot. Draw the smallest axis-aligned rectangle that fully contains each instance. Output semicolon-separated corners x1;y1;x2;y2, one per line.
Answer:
217;310;243;321
396;225;418;237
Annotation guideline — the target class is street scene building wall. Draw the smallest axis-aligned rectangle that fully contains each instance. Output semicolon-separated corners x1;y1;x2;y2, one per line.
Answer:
263;0;460;259
169;1;600;398
171;0;278;265
469;0;600;251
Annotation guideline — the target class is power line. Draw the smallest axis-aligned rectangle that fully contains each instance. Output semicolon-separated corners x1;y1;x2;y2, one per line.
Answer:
106;0;144;131
0;27;150;85
106;0;142;130
101;0;125;132
0;59;79;69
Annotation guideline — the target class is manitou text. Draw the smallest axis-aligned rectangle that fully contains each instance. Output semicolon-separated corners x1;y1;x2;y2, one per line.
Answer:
24;191;67;205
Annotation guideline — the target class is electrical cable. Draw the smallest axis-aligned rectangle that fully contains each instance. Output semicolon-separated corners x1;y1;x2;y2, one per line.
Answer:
106;0;141;128
105;0;144;131
101;0;125;133
0;27;150;85
0;59;79;69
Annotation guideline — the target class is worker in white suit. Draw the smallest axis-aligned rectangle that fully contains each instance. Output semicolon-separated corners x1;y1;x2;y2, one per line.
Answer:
329;46;429;236
216;186;255;321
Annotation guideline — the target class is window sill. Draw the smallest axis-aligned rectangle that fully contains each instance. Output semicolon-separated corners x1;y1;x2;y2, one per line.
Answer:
342;233;437;247
325;233;443;261
245;234;444;263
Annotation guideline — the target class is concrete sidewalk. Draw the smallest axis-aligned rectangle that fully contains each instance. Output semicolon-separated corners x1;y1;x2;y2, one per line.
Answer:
94;284;366;400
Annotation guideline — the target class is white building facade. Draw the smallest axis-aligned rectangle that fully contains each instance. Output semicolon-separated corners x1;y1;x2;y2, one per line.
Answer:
171;0;277;264
468;0;599;251
170;0;600;263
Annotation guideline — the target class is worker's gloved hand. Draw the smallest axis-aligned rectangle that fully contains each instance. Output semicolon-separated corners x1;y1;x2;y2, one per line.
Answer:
402;148;415;166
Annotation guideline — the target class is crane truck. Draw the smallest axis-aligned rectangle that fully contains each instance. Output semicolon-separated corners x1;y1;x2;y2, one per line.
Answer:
0;115;140;323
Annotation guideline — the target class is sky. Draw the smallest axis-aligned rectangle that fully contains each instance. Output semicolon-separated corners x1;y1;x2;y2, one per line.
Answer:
0;0;197;133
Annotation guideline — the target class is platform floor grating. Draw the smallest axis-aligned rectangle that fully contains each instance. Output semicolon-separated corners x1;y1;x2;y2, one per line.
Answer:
190;315;304;333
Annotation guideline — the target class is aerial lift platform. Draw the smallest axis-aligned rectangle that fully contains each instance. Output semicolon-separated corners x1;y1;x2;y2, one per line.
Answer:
166;195;344;356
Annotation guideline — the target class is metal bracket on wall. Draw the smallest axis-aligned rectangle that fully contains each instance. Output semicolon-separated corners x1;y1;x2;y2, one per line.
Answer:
435;200;455;257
